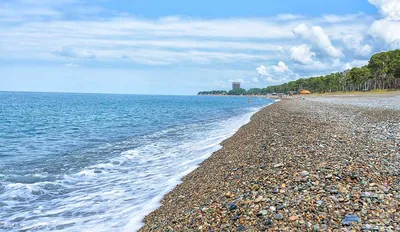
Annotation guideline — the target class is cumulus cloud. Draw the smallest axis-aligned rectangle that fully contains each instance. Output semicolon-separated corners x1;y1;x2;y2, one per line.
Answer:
1;0;398;85
290;44;317;65
53;46;96;59
272;61;289;73
256;65;269;76
342;59;369;70
256;62;298;83
341;33;372;57
370;20;400;48
293;24;343;58
368;0;400;48
368;0;400;20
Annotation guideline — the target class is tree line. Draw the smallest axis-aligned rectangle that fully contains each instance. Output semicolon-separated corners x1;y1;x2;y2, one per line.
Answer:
198;49;400;95
260;49;400;94
198;88;249;95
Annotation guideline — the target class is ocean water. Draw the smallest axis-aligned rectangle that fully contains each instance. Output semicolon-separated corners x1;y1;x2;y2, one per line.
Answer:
0;92;274;232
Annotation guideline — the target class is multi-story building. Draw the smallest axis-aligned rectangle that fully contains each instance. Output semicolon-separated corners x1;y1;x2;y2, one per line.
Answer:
232;82;241;90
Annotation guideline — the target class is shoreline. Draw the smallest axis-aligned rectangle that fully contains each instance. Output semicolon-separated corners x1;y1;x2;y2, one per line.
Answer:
127;101;276;231
139;96;399;231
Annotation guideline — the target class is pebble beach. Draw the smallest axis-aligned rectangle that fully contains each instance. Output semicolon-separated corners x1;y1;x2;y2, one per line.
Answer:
139;96;400;231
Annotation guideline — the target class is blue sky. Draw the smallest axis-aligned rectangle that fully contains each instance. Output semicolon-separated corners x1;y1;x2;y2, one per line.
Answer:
1;0;399;95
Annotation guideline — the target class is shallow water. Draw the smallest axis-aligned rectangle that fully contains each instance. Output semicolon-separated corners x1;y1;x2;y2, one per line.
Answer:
0;92;273;231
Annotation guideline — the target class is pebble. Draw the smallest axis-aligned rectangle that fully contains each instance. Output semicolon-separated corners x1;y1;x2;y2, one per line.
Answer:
229;203;237;211
277;204;285;210
300;171;310;177
252;184;260;191
342;214;361;225
274;214;283;220
330;196;339;202
225;191;234;198
362;224;372;230
264;219;273;227
274;163;284;168
260;210;268;216
139;98;400;232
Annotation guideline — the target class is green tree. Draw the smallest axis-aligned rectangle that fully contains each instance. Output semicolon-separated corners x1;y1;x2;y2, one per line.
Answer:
228;88;247;95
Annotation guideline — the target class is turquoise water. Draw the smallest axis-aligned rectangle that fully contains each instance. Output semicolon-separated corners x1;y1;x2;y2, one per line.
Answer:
0;92;273;231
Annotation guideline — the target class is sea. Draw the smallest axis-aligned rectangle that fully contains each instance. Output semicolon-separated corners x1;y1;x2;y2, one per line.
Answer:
0;92;274;231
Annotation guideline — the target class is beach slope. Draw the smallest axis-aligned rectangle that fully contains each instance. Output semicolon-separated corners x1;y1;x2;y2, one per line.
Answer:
140;98;399;231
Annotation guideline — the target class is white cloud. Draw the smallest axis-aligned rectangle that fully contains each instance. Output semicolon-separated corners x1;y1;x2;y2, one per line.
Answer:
341;33;372;57
293;24;343;58
53;46;96;59
0;0;395;86
321;13;363;23
256;65;269;76
343;62;353;70
272;61;289;73
289;57;350;75
342;59;369;70
252;77;259;83
276;45;285;54
277;14;304;21
368;0;400;20
290;44;317;65
256;62;298;83
369;19;400;48
368;0;400;48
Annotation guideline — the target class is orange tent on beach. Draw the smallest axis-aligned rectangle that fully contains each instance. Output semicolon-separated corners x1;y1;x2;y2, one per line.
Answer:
300;90;311;94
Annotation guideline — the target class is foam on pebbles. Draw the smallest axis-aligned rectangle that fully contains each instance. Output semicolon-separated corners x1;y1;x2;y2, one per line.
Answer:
140;97;400;231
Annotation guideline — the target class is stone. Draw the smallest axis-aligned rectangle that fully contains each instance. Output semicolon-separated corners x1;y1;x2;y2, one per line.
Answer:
342;214;361;225
362;224;372;230
277;204;285;210
274;214;283;220
274;163;284;168
330;196;339;202
264;219;273;227
229;203;237;211
225;191;234;198
255;196;263;203
300;171;310;177
257;210;268;217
